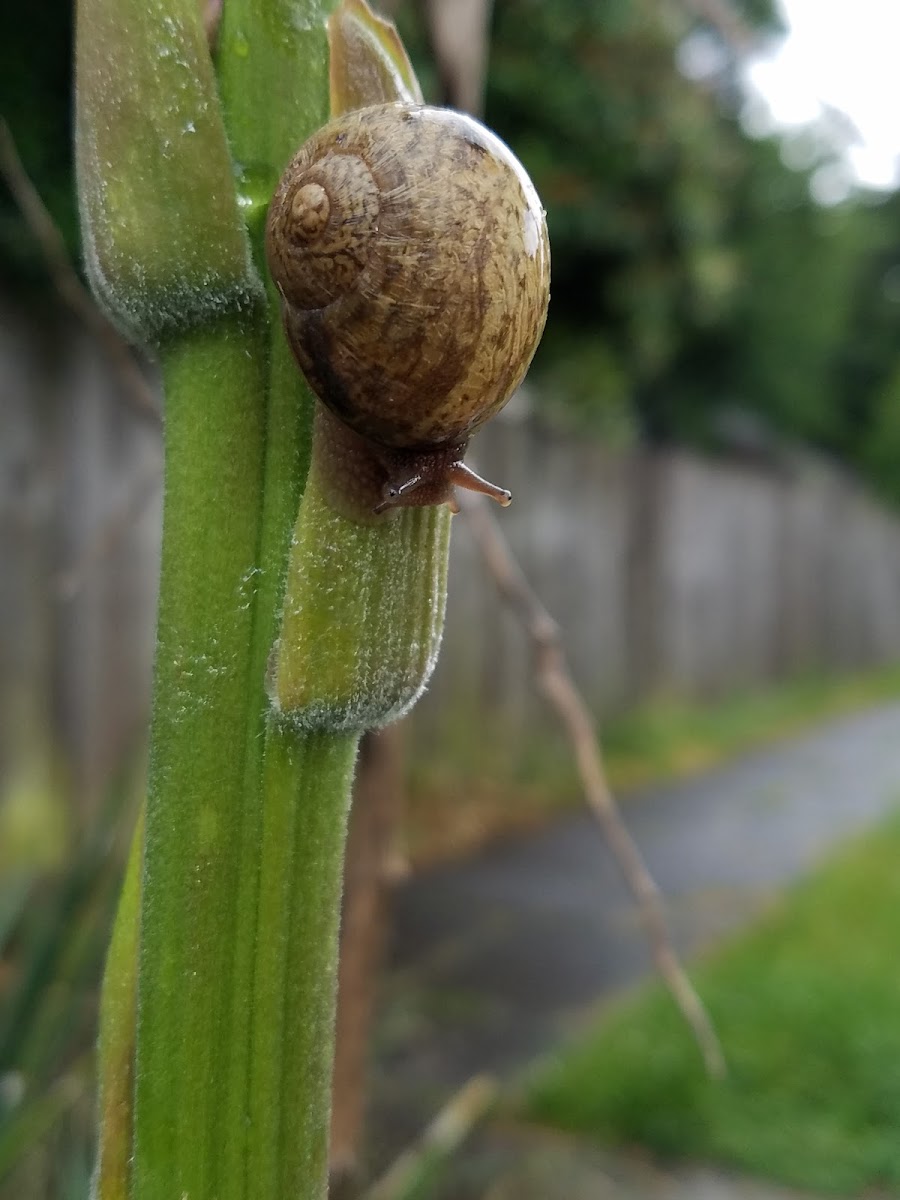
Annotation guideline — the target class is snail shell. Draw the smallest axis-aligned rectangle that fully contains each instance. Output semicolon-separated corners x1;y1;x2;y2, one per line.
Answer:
265;102;550;512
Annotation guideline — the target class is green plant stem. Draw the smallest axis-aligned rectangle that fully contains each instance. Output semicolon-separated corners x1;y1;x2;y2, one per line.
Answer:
273;470;451;730
214;8;339;1198
247;725;357;1198
75;0;261;342
88;5;452;1198
131;313;269;1200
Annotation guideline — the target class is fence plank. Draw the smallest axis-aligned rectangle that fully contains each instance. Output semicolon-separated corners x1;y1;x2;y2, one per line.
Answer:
3;318;900;795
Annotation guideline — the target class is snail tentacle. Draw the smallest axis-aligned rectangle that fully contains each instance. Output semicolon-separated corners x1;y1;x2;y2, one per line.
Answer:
446;462;512;508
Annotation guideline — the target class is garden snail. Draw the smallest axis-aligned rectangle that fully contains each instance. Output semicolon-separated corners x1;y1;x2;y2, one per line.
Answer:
265;102;550;514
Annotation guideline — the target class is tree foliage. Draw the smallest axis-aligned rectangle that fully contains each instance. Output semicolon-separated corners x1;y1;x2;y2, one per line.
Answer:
6;0;900;506
0;0;74;287
473;0;900;506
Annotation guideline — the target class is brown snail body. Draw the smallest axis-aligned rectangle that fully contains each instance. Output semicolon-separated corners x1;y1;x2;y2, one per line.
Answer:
265;102;550;513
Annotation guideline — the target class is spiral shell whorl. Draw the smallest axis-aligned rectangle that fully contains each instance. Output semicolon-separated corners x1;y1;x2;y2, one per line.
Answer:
266;148;380;311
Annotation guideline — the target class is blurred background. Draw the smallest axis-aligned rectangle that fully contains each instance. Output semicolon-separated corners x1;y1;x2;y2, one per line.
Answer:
5;0;900;1197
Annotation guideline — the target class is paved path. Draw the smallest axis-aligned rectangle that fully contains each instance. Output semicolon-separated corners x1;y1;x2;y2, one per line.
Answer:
371;702;900;1195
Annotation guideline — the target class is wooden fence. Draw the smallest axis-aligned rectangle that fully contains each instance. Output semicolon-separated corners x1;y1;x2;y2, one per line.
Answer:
417;417;900;752
4;306;900;798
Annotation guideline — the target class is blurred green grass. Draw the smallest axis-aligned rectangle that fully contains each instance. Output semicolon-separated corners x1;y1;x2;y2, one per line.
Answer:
3;667;900;1191
522;809;900;1195
408;666;900;865
0;766;136;1200
602;666;900;792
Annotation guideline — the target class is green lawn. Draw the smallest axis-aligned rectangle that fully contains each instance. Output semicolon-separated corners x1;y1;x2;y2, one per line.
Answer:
600;667;900;793
408;666;900;865
522;811;900;1195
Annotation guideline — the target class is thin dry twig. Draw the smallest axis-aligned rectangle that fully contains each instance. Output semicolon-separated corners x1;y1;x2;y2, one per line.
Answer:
364;1075;497;1200
0;120;160;423
461;493;727;1081
330;726;408;1188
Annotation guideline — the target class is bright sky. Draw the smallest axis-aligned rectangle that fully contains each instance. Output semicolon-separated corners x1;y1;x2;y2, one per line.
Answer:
743;0;900;198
